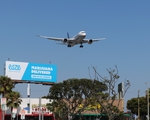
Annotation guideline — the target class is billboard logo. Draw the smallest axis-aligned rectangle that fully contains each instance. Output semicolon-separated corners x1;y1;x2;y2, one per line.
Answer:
8;64;21;71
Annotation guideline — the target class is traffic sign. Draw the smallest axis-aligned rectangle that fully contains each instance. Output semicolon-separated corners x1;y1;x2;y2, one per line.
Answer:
21;114;25;120
1;104;6;111
12;108;17;114
12;113;16;118
1;98;6;105
20;109;26;115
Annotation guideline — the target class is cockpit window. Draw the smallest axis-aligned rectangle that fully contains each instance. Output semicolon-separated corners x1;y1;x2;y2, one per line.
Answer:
81;31;85;33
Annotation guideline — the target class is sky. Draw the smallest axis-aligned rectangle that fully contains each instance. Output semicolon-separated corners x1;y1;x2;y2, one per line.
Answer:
0;1;150;110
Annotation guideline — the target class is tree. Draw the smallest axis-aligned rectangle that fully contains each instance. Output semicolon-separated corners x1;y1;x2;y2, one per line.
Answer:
46;78;107;120
0;76;15;97
89;66;130;120
5;91;22;112
127;97;147;119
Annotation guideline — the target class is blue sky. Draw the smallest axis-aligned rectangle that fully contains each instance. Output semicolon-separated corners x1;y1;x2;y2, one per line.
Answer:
0;1;150;109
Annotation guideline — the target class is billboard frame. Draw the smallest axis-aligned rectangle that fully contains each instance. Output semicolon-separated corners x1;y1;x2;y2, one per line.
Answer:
5;61;57;85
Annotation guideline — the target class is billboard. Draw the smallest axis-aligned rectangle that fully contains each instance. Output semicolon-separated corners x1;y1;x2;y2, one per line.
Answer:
5;61;57;83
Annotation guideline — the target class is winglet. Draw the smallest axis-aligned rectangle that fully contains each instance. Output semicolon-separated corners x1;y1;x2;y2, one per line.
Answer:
36;35;49;39
99;38;106;40
36;35;40;37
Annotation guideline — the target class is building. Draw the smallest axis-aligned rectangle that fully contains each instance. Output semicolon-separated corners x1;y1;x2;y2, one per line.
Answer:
1;98;55;120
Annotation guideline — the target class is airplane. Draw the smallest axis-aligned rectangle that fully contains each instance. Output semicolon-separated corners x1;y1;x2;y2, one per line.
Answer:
38;31;106;48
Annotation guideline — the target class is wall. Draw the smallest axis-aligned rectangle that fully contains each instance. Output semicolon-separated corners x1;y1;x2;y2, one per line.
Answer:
5;98;53;115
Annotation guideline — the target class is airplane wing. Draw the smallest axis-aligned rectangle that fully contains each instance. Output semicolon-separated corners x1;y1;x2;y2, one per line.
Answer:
82;38;106;43
37;35;74;43
37;35;64;41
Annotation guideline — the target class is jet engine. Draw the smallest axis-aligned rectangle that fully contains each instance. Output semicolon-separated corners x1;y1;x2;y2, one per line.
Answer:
88;39;93;44
63;38;67;43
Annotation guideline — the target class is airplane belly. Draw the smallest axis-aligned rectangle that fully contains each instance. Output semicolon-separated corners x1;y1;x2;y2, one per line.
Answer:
75;36;85;43
70;35;86;46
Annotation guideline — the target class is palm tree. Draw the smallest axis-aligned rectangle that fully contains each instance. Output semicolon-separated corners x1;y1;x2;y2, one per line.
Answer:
5;91;22;112
0;76;15;97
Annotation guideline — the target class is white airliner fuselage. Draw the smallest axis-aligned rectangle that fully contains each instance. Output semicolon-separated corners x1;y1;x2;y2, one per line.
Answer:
70;31;86;47
38;31;105;48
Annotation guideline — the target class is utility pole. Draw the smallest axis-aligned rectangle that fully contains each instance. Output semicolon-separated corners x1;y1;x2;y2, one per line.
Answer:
148;87;149;120
146;83;149;120
138;90;140;120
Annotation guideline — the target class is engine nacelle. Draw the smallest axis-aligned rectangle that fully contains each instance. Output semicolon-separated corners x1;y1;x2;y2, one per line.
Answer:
88;39;93;44
63;38;67;43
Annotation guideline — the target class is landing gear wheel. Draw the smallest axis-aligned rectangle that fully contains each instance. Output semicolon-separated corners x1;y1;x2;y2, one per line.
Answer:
80;45;83;48
68;45;71;47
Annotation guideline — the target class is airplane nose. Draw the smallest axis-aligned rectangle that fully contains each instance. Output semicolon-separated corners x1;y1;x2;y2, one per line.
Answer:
82;33;86;36
81;32;86;36
79;31;86;36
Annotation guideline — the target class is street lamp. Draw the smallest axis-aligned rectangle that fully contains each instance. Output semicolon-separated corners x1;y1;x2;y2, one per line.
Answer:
146;83;149;120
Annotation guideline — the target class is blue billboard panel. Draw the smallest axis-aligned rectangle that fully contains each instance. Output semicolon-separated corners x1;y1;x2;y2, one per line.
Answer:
5;61;57;83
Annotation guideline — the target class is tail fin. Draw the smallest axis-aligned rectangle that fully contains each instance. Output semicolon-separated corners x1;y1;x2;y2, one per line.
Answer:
67;32;70;38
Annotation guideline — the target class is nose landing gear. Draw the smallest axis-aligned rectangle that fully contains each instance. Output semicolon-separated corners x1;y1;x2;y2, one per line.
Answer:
80;43;83;48
68;45;71;47
80;45;83;48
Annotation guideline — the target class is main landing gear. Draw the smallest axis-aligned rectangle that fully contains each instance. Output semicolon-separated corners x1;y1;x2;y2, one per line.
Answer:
68;45;71;47
80;43;83;48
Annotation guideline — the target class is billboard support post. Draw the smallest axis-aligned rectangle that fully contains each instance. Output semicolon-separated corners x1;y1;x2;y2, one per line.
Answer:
27;83;30;113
